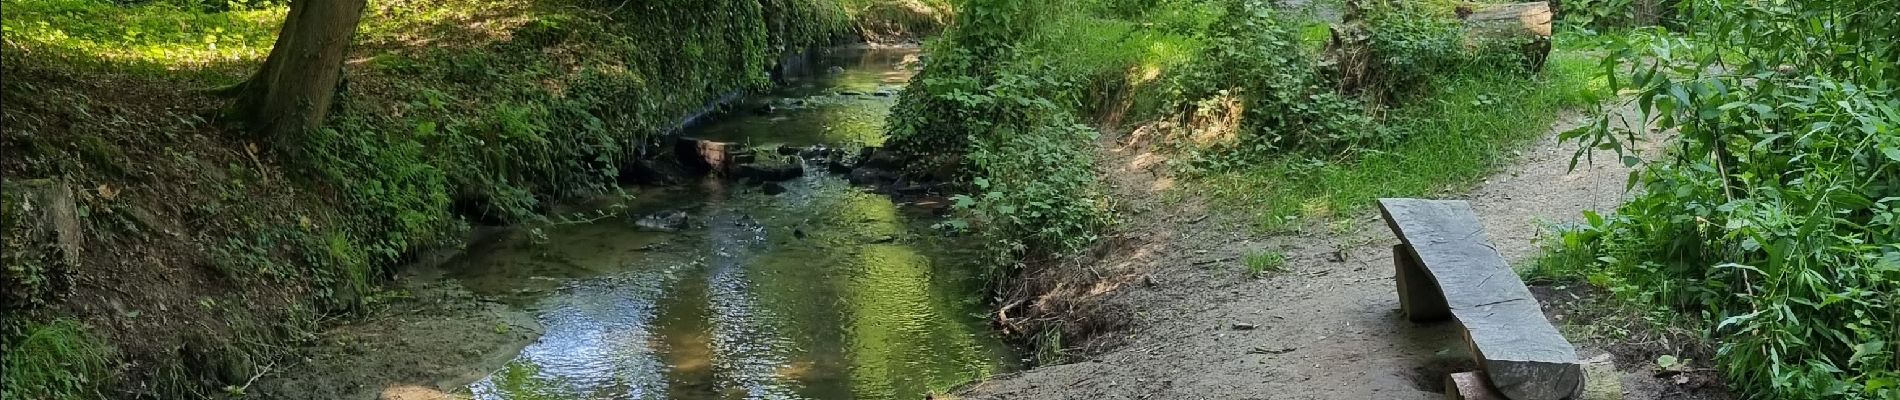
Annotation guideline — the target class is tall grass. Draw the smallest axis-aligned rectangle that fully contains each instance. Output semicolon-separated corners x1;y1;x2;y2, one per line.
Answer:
1;320;115;400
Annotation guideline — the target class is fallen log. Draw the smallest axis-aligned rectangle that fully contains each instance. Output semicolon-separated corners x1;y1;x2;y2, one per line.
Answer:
1327;1;1554;102
1445;372;1508;400
1460;1;1554;71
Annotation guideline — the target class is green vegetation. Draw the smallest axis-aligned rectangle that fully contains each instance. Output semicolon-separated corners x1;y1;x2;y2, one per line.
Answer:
1169;0;1375;161
893;0;1602;361
890;0;1198;266
1555;0;1681;31
1243;250;1286;278
1182;6;1600;231
3;0;950;396
1;320;115;400
1201;46;1599;230
1537;0;1899;398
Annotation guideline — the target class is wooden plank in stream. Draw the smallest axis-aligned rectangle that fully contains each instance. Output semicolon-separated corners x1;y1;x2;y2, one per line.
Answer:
1378;198;1584;400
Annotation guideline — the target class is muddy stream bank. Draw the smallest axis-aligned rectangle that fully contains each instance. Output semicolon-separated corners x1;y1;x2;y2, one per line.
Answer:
257;46;1021;400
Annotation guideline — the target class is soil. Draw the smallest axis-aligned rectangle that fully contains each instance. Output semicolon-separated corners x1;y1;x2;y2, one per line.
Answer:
248;259;544;400
956;109;1735;399
2;47;369;398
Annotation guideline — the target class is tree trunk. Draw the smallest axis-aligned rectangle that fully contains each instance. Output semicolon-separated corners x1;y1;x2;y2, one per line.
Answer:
231;0;367;141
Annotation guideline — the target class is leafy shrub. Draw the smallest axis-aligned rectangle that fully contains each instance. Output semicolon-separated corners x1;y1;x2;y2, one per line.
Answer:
300;117;457;262
1557;0;1681;30
960;112;1112;263
1352;2;1538;102
1560;0;1900;397
890;0;1132;266
1170;0;1376;161
1355;3;1465;98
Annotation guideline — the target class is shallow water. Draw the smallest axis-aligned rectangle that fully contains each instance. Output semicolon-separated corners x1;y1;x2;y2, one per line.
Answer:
451;47;1016;400
690;47;917;147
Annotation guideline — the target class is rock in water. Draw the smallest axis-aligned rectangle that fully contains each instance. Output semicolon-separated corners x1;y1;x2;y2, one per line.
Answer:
761;182;787;196
858;148;906;169
847;167;897;185
676;137;745;175
734;161;804;182
635;210;690;232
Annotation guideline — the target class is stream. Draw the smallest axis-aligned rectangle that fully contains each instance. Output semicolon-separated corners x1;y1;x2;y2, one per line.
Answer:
447;46;1019;400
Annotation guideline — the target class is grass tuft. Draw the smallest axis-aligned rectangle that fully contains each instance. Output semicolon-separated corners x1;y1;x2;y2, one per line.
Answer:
1243;249;1287;278
1;319;116;400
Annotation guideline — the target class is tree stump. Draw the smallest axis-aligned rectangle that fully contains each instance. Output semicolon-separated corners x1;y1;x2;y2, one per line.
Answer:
2;179;83;307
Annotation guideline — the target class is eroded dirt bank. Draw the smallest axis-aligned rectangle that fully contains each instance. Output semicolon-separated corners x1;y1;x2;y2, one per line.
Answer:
249;264;544;400
957;110;1730;399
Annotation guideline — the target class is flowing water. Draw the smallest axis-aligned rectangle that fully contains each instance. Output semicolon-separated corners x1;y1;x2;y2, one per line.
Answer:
450;46;1018;400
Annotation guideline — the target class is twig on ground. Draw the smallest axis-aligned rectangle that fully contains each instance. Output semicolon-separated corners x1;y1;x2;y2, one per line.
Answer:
1191;256;1238;266
234;361;276;394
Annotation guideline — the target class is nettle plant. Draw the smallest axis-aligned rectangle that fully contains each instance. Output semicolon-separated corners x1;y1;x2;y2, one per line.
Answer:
891;0;1113;267
1562;0;1900;397
1169;0;1374;164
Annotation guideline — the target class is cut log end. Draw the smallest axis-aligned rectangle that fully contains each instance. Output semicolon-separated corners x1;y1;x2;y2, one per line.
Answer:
1445;372;1507;400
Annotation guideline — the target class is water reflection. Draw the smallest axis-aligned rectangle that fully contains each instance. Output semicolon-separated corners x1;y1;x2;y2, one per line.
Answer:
458;46;1014;400
692;47;920;147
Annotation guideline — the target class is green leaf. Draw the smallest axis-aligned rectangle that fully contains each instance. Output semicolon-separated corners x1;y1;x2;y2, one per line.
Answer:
951;194;975;209
1656;355;1680;370
1868;378;1895;393
1852;341;1886;362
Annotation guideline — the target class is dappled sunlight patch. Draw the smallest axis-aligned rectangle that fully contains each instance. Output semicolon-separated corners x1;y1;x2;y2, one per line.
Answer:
845;0;952;42
358;0;540;52
1182;94;1245;148
1299;198;1332;220
378;384;466;400
2;0;282;77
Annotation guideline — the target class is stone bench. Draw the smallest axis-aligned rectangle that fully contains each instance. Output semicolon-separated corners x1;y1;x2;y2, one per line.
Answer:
1377;198;1584;400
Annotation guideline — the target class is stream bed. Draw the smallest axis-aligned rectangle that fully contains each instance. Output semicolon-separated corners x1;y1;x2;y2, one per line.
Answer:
448;46;1019;400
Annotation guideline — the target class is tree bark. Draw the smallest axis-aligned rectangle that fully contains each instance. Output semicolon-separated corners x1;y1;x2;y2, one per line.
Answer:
231;0;367;141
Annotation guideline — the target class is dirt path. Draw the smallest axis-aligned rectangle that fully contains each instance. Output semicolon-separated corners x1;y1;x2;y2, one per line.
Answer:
958;111;1698;399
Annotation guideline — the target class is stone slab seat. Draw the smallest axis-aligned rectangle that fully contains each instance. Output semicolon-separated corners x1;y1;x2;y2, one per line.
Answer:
1377;198;1585;400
